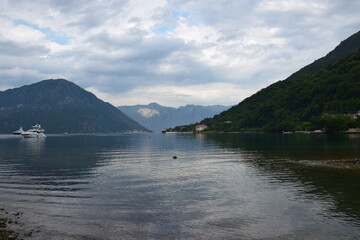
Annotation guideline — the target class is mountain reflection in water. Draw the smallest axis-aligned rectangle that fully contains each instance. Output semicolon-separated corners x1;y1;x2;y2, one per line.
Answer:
0;133;359;239
206;133;360;221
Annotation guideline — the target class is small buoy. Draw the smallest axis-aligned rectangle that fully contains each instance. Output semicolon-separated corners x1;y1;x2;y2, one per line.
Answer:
173;156;177;159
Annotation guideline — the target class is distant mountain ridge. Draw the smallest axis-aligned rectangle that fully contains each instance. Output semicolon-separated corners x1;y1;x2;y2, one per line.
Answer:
174;30;360;132
0;79;149;133
118;103;230;132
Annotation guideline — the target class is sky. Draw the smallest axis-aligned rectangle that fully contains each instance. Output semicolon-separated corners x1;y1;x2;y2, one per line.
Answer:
0;0;359;107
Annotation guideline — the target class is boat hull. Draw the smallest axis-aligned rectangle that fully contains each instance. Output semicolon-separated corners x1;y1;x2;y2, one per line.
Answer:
21;132;46;138
12;127;24;135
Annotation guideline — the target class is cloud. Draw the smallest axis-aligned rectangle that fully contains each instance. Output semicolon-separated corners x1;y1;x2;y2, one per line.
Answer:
87;82;257;107
137;108;160;118
13;19;73;45
0;0;359;107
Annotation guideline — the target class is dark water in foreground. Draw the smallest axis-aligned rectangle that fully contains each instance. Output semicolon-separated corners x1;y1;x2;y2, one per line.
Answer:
0;133;360;239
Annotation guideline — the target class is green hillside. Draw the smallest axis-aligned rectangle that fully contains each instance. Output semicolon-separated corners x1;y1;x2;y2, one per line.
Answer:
0;79;150;133
174;31;360;133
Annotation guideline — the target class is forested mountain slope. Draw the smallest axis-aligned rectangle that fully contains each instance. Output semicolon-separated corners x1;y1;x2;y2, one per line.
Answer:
176;31;360;132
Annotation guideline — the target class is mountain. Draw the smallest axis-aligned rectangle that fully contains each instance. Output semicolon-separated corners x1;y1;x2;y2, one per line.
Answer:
0;79;149;133
174;31;360;133
118;103;230;132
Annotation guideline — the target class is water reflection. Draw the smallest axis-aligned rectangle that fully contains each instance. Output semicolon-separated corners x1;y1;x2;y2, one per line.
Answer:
195;133;207;143
207;133;360;159
206;133;360;223
0;133;359;239
21;137;45;155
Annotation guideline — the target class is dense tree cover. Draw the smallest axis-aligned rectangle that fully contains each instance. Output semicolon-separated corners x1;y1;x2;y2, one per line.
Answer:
173;31;360;133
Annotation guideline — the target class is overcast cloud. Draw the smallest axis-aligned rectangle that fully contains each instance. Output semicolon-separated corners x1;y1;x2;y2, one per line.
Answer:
0;0;359;107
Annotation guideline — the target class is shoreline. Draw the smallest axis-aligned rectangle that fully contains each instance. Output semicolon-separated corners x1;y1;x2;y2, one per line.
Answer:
0;211;22;240
0;219;22;240
292;159;360;170
310;159;360;169
166;130;360;135
0;208;35;240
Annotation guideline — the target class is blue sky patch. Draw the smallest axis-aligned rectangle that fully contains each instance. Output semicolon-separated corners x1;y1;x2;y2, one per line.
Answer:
13;19;72;45
171;8;189;19
153;25;176;35
153;7;190;35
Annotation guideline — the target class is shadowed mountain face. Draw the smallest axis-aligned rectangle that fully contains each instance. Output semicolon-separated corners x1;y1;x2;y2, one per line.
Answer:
190;31;360;132
118;103;230;132
0;79;149;133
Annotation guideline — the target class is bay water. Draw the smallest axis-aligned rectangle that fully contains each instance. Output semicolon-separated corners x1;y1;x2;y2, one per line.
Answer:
0;133;360;239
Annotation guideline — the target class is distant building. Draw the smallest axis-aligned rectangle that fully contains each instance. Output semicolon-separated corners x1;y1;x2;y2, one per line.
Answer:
346;112;359;120
195;124;207;131
347;128;360;133
161;128;172;133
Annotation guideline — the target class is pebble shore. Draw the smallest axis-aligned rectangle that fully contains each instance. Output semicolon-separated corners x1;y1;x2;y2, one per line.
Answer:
0;208;36;240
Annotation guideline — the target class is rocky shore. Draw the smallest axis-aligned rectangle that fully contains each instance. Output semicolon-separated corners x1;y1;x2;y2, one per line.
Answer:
298;159;360;170
0;208;36;240
321;159;360;169
0;219;21;240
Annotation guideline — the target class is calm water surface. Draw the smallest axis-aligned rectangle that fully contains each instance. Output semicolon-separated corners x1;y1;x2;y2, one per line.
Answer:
0;133;360;239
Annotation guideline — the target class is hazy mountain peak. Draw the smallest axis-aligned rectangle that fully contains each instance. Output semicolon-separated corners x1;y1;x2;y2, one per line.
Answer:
147;102;162;108
118;103;230;132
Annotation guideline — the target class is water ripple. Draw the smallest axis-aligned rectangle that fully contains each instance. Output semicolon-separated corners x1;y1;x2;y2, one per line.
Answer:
0;134;360;239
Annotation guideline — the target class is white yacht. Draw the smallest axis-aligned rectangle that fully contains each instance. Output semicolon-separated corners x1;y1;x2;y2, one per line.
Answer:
12;127;24;135
21;124;46;138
